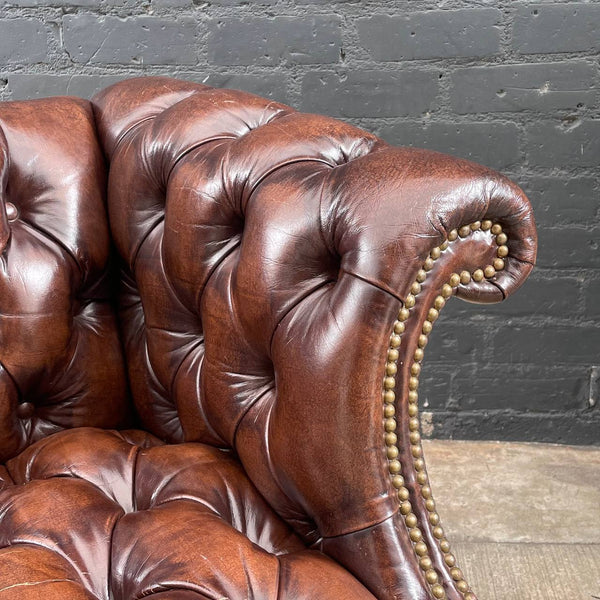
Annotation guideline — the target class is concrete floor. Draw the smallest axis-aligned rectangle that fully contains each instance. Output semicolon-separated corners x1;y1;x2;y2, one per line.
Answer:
425;440;600;600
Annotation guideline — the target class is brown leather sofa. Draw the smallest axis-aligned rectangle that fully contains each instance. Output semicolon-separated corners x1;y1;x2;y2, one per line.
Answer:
0;77;536;600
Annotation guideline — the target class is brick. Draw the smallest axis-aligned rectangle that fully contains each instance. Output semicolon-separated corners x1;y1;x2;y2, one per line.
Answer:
357;9;501;60
524;177;598;226
451;365;588;412
526;119;600;167
536;227;600;269
207;17;341;66
383;122;520;170
7;0;103;5
584;278;600;319
441;274;581;319
493;325;600;365
7;74;128;100
200;73;289;104
417;369;453;410
428;410;600;445
0;19;48;63
513;3;600;54
423;322;488;365
62;15;197;65
450;61;595;114
301;70;438;118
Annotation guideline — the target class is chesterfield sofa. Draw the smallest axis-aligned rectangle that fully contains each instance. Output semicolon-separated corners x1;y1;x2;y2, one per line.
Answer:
0;77;536;600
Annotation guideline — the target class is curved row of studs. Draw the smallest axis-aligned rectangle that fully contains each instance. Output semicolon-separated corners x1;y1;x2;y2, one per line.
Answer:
383;219;508;600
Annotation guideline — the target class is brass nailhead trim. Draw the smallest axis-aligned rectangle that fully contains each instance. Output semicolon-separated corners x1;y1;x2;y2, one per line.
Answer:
383;221;508;599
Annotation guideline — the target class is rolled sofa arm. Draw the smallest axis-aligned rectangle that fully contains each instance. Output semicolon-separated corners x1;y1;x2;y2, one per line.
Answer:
92;77;537;600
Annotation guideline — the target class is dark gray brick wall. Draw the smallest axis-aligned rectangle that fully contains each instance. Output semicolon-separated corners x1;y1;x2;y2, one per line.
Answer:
0;0;597;445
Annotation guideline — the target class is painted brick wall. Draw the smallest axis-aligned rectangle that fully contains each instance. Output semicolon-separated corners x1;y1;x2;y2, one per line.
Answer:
0;0;597;444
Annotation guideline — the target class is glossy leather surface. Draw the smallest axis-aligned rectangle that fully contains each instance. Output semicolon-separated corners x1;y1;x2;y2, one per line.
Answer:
0;77;537;600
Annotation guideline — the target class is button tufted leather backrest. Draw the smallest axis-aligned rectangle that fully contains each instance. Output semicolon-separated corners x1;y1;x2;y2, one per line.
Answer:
92;77;536;599
0;97;131;462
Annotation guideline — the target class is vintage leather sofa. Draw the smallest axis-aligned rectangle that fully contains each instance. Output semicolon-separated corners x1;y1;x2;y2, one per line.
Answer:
0;77;536;600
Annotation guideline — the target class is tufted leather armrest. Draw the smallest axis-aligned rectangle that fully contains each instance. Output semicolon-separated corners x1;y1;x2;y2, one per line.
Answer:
91;77;537;600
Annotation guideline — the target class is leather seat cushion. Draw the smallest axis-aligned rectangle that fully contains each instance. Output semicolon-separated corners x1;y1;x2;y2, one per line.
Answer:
0;428;374;599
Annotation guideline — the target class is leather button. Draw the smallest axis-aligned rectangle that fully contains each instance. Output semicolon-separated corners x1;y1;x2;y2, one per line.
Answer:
5;202;18;221
17;402;35;419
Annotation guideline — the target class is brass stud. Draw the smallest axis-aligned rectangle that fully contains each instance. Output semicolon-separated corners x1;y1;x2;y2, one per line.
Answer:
409;417;420;431
411;363;421;376
422;321;433;335
399;307;410;321
450;568;463;581
493;257;505;271
431;583;445;599
384;405;395;418
491;223;502;235
386;432;398;446
398;487;410;501
405;513;418;528
484;265;496;279
400;501;412;515
434;295;445;310
433;526;444;539
412;445;423;458
419;557;433;571
424;257;435;271
390;334;401;348
394;321;405;334
384;376;396;389
408;404;418;417
409;377;419;391
458;225;471;238
497;244;509;258
417;471;427;484
448;229;458;241
472;269;484;282
496;232;508;245
425;498;435;512
421;485;432;499
387;349;399;362
388;459;401;474
384;418;396;432
426;569;439;584
441;284;453;298
440;539;450;553
411;281;421;295
460;270;471;285
414;348;424;362
391;474;404;488
430;247;441;260
470;221;481;231
414;458;425;471
408;391;419;404
427;308;439;322
429;512;440;525
405;294;416;308
481;219;492;231
414;542;428;557
444;554;456;567
456;580;469;593
387;446;399;459
384;390;395;403
386;362;397;376
418;334;428;348
410;431;421;445
416;269;427;283
464;594;476;600
440;240;449;251
449;273;460;287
